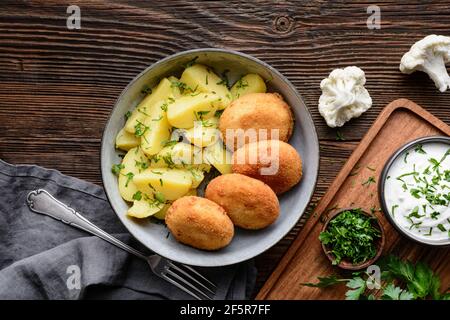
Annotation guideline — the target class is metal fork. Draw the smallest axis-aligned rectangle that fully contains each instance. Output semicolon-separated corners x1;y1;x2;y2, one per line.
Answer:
26;189;216;300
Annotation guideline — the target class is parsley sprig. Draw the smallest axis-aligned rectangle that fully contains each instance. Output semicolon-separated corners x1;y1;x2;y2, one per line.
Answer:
302;255;450;300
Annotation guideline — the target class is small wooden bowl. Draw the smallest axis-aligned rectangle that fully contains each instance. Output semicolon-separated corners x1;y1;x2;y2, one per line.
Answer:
321;208;385;270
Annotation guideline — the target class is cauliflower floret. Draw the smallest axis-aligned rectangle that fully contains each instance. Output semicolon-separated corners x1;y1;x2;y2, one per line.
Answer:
318;66;372;128
400;35;450;92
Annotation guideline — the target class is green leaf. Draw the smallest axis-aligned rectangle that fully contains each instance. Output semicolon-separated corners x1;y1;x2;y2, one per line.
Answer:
345;277;366;300
301;275;346;288
382;283;414;300
132;191;142;201
440;292;450;300
399;290;415;300
382;283;403;300
385;255;415;282
154;192;165;204
429;274;442;300
111;163;124;176
407;262;433;298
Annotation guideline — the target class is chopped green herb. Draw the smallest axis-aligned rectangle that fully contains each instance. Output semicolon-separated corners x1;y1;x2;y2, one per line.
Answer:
404;151;410;163
319;208;381;265
336;130;345;141
111;163;124;176
134;120;149;137
414;144;426;154
183;56;198;68
132;191;142;201
391;204;399;217
154;192;165;204
141;84;152;95
125;111;132;120
162;140;178;148
362;176;376;187
124;172;134;187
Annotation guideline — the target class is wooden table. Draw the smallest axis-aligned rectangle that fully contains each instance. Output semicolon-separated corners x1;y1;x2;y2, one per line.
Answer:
1;1;450;298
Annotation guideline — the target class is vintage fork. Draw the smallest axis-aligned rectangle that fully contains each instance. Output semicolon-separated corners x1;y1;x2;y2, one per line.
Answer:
26;189;216;300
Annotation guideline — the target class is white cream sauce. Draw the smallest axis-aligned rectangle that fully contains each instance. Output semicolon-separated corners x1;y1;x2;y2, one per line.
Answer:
384;142;450;241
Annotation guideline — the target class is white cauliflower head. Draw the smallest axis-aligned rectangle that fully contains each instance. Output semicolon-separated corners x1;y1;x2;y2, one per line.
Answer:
318;66;372;128
400;34;450;92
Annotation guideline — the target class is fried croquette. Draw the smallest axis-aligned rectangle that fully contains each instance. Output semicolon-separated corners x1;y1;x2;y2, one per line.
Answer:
219;93;294;151
232;140;302;194
165;196;234;250
205;174;280;230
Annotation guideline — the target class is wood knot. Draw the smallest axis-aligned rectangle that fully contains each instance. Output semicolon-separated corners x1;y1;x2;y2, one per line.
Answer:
273;15;294;34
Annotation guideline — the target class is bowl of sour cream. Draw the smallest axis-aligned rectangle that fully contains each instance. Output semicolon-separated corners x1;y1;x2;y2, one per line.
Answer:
379;136;450;246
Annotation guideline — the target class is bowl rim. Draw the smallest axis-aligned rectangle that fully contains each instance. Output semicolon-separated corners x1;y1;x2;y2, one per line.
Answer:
320;207;385;270
378;135;450;247
100;48;320;266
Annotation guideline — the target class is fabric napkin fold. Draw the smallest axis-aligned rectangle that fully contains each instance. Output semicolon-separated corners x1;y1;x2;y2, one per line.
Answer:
0;159;256;300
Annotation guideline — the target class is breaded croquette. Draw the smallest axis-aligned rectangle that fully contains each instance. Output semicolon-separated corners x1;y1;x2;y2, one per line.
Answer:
205;173;280;230
232;140;302;194
166;196;234;250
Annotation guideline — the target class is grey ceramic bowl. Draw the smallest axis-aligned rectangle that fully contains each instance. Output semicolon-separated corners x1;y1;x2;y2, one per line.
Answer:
101;48;319;266
379;136;450;247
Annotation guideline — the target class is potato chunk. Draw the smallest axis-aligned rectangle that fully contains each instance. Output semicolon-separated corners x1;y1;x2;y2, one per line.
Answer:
150;142;210;171
167;93;221;128
127;198;164;218
180;64;231;109
115;128;140;151
184;116;220;147
140;99;172;156
133;168;192;201
124;78;172;134
204;141;232;174
118;147;150;202
230;74;266;99
168;76;182;99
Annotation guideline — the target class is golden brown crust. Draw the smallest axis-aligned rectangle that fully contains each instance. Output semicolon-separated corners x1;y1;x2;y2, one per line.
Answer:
219;93;294;151
205;173;280;230
231;140;302;195
166;196;234;250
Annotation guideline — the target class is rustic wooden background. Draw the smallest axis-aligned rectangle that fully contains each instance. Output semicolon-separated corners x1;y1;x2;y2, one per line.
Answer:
1;0;450;298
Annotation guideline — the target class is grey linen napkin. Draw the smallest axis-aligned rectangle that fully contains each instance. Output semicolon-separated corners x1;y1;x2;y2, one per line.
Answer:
0;159;256;300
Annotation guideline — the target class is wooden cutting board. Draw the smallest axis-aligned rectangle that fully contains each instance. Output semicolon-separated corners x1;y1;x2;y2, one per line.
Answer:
257;99;450;300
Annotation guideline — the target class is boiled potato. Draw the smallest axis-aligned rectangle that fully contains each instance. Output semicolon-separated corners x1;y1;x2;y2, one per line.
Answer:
180;64;231;109
124;78;172;134
168;76;182;99
167;93;221;128
230;74;266;99
189;168;205;188
150;142;210;171
140;99;172;156
153;189;197;220
118;147;150;202
152;203;171;220
115;128;140;151
133;167;192;201
184;117;220;147
205;141;232;174
127;197;164;218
